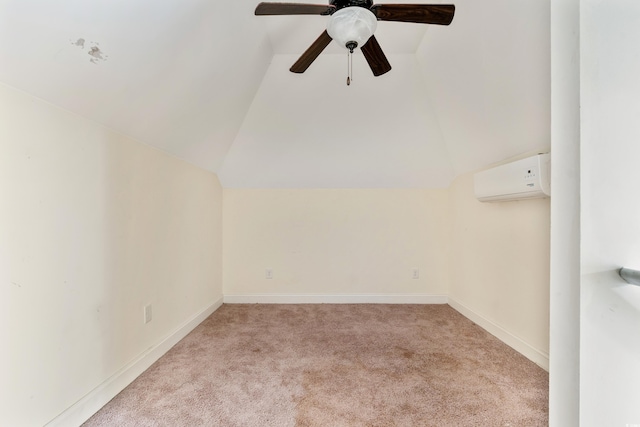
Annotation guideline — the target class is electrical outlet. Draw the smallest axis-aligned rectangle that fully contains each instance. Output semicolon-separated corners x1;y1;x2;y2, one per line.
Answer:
412;269;420;279
144;304;152;324
266;268;273;279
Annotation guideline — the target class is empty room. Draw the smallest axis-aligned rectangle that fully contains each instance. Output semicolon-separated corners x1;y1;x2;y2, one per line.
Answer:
2;0;640;426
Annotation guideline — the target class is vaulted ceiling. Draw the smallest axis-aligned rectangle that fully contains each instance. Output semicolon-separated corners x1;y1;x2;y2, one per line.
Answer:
0;0;550;188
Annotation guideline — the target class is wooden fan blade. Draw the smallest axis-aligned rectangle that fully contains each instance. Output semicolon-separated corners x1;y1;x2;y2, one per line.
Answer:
290;30;333;73
370;4;455;25
255;2;335;15
361;35;391;76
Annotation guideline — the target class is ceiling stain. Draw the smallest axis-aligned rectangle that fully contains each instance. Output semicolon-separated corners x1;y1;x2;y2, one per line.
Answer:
70;38;108;64
88;46;106;64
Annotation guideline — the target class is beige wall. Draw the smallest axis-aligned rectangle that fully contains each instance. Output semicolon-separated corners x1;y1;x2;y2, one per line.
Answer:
448;171;550;365
0;83;223;426
223;189;450;300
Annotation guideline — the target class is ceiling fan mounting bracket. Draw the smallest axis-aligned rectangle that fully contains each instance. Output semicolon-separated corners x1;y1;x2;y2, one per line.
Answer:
329;0;373;12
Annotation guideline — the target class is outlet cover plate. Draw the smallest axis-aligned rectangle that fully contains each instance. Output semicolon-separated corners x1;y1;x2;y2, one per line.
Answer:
144;304;152;324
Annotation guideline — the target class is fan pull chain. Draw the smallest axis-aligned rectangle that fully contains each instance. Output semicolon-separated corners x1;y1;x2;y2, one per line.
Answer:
345;41;357;86
347;50;352;86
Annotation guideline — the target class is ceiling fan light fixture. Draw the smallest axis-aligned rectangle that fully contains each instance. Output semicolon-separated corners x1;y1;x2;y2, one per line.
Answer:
327;6;377;51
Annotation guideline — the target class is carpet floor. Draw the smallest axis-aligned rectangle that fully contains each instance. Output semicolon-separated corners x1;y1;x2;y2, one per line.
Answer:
83;304;548;426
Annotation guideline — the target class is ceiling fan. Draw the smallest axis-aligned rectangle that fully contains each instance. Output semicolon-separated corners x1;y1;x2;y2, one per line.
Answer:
255;0;455;79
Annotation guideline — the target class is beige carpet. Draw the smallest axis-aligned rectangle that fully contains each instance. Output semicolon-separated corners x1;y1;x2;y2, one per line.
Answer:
84;304;548;426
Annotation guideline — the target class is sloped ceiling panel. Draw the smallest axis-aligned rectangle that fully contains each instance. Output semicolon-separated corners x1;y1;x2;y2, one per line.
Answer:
0;0;272;171
218;53;455;188
417;0;551;175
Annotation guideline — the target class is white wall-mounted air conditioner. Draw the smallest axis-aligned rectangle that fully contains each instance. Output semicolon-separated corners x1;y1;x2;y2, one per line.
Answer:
474;153;550;202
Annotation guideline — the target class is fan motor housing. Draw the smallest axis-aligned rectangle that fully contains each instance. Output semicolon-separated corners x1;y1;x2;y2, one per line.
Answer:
329;0;373;11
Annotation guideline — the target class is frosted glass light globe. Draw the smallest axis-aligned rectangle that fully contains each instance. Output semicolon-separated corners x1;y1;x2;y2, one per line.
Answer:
327;6;377;50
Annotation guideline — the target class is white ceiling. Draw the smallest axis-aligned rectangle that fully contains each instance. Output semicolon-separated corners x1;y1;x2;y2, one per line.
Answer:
0;0;550;188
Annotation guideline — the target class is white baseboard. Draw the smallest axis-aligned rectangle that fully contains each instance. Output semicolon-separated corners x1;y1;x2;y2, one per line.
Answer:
448;297;549;371
46;297;224;427
223;294;448;304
